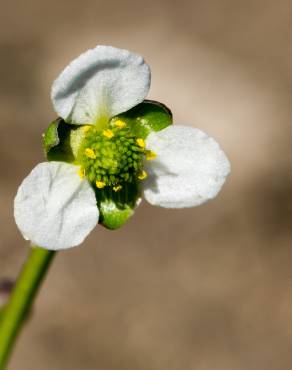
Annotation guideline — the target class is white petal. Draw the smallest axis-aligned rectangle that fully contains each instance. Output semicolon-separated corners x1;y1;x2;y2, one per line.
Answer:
14;162;98;250
143;126;230;208
51;45;151;125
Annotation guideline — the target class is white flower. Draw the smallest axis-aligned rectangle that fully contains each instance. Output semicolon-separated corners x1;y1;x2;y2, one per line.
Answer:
14;45;230;250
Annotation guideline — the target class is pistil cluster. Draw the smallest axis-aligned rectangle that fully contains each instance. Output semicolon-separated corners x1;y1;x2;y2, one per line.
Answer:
78;120;153;191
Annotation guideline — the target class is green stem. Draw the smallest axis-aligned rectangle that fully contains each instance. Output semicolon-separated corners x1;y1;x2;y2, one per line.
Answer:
0;246;55;369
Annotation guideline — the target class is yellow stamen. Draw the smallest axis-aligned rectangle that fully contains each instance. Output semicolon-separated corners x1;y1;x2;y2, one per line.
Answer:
113;185;122;192
136;138;145;149
85;148;96;159
103;129;114;139
114;120;126;129
78;167;85;179
138;170;147;180
146;150;157;160
83;125;92;133
96;180;106;189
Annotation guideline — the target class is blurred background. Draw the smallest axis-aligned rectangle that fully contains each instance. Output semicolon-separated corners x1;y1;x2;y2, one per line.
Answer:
1;0;292;369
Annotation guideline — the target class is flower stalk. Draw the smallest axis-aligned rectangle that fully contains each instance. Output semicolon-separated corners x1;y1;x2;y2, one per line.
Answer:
0;246;55;370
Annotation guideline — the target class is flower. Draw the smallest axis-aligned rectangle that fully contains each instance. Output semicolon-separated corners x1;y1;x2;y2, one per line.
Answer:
14;45;230;251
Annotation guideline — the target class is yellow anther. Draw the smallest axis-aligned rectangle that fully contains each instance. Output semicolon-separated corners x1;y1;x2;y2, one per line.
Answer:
103;129;114;139
113;185;122;192
96;180;106;189
78;167;85;179
146;150;157;160
138;170;147;180
136;138;145;149
85;148;96;159
114;120;126;129
83;125;92;133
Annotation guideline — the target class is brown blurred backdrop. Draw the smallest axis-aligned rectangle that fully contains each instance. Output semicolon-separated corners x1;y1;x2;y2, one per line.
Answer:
1;0;292;369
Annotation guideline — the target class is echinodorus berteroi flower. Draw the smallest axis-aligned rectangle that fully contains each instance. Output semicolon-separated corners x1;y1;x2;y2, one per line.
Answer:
14;45;230;250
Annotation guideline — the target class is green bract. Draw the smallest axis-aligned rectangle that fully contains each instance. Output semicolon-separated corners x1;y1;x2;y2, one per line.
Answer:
43;100;172;229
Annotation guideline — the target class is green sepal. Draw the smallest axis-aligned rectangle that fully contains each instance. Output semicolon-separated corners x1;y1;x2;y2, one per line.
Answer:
43;118;85;163
112;100;173;139
95;182;140;229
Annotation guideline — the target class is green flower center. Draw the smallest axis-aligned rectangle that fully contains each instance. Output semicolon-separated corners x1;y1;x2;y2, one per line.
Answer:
78;121;149;191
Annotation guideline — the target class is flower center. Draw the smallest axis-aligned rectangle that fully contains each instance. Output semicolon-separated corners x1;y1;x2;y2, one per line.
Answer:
78;121;149;191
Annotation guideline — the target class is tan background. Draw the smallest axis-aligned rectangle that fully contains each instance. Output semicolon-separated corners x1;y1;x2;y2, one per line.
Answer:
1;0;292;369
